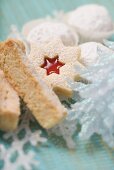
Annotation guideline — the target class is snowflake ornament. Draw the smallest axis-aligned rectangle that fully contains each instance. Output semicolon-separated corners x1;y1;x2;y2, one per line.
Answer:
49;92;81;149
0;104;47;170
69;46;114;147
28;39;84;97
50;108;78;149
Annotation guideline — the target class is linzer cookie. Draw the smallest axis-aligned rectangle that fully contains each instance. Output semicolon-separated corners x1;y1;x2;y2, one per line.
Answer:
0;39;67;129
28;39;84;97
0;70;20;131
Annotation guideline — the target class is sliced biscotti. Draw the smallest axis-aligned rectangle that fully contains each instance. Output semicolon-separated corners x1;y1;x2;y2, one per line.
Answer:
0;70;20;131
0;39;67;129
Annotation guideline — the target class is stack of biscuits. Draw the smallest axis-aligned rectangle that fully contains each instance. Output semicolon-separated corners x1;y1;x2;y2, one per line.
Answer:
0;37;85;131
0;4;113;132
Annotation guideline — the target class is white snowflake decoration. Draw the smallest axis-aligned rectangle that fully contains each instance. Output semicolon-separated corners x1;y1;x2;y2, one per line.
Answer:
49;112;77;149
0;104;47;170
49;93;81;149
69;46;114;147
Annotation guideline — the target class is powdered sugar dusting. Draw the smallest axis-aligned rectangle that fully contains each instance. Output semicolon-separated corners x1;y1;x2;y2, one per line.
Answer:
67;4;113;32
27;21;79;46
66;4;114;42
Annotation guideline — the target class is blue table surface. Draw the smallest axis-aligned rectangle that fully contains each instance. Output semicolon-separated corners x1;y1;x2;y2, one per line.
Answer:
1;0;114;170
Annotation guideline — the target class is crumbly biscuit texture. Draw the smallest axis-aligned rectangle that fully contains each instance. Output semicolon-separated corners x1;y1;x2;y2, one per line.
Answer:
0;70;20;131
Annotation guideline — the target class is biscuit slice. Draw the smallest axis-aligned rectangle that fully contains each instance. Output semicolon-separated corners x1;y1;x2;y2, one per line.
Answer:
28;39;84;97
0;39;67;129
0;70;20;131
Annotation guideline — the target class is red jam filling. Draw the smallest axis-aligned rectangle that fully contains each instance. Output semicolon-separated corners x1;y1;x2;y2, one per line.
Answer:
41;56;65;75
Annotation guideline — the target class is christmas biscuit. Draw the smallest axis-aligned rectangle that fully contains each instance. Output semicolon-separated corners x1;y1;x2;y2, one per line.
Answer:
22;19;79;46
28;39;84;97
66;4;114;43
0;70;20;131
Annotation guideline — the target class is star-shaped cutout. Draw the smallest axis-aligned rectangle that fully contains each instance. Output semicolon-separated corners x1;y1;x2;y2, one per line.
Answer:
28;39;85;97
41;56;65;75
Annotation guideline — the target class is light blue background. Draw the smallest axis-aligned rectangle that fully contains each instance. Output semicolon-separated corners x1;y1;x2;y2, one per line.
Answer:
1;0;114;40
1;0;114;170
